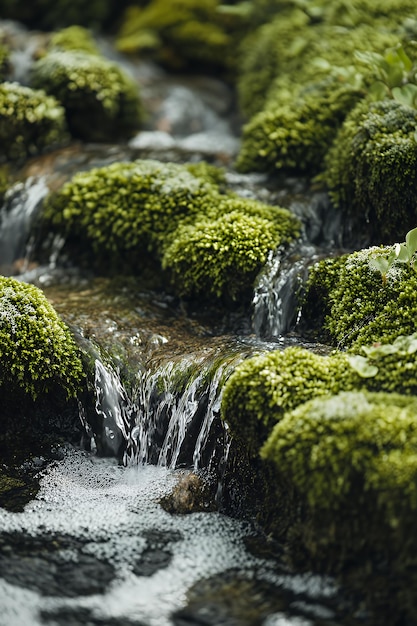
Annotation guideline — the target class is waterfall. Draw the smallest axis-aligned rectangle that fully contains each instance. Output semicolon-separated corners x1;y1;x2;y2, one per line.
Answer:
0;177;48;271
84;350;245;471
123;351;243;470
252;243;317;338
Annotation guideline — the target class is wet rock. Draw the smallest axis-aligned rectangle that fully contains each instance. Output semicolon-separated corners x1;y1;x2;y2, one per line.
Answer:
40;607;145;626
0;531;115;596
132;528;182;576
160;471;216;514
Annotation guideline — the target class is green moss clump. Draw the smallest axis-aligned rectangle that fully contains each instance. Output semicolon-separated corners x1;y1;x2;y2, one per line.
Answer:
31;50;143;142
41;159;300;302
162;197;300;301
48;25;100;55
0;82;69;163
302;247;417;349
221;347;354;454
116;0;242;71
261;391;417;523
0;277;84;399
42;159;219;262
323;99;417;242
236;77;363;175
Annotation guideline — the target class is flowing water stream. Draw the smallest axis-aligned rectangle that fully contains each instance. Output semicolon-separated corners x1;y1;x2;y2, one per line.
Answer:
0;37;368;623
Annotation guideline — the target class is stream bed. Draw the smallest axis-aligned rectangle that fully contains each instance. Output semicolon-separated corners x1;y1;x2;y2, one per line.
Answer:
0;20;378;626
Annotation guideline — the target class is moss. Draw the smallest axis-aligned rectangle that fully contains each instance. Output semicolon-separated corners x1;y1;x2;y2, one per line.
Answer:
161;197;300;301
261;391;417;524
323;99;417;242
303;246;417;349
0;81;69;163
115;0;242;71
0;277;84;399
41;159;300;302
41;159;220;264
221;347;353;455
236;77;363;175
237;14;397;119
31;50;143;142
48;26;100;55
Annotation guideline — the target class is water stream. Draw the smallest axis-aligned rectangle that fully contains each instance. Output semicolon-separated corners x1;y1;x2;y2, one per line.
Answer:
0;44;368;624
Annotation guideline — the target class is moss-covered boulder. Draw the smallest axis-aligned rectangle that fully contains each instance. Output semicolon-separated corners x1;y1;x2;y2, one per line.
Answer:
48;25;101;55
302;246;417;349
0;82;68;163
40;159;301;303
261;390;417;587
323;99;417;242
221;347;353;455
162;197;300;302
116;0;244;71
222;329;417;458
262;390;417;515
40;159;221;263
0;277;84;400
236;77;363;175
31;50;143;142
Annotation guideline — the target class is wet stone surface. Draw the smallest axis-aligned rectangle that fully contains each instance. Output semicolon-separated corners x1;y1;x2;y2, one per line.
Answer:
0;531;116;597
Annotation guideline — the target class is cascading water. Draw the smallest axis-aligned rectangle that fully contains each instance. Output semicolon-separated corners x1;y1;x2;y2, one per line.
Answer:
121;350;246;470
252;242;318;338
0;177;48;271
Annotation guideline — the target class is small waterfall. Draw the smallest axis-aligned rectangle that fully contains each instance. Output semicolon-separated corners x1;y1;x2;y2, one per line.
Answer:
122;351;244;470
84;359;137;458
252;243;317;338
0;177;48;270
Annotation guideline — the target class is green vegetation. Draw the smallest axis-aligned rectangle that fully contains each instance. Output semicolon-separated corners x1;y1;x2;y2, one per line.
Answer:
116;0;247;71
323;98;417;241
41;159;300;302
0;277;84;399
48;25;100;55
302;245;417;349
31;50;143;141
236;77;363;174
163;197;299;301
0;82;68;163
221;347;352;454
261;390;417;524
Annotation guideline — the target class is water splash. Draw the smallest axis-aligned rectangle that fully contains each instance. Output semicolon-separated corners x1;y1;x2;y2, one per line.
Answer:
253;243;317;338
0;177;48;270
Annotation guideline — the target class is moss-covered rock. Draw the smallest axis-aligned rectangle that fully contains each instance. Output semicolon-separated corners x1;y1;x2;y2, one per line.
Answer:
262;390;417;514
40;159;301;302
302;246;417;349
31;50;143;142
0;277;84;399
162;197;300;301
41;159;220;264
48;25;101;55
0;82;69;163
237;14;397;119
323;99;417;242
236;77;363;175
116;0;244;71
221;347;352;455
